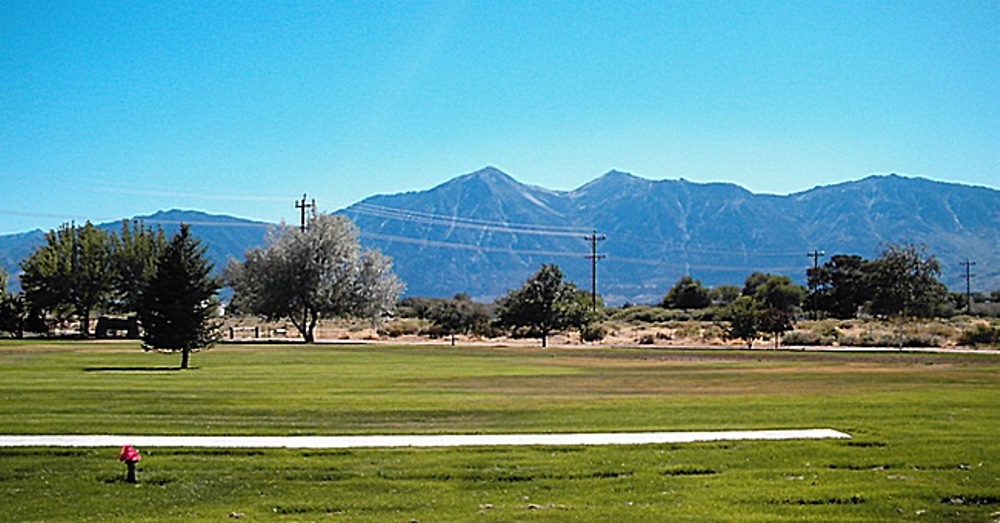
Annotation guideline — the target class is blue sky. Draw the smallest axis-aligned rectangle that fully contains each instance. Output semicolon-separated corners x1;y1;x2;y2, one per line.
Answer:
2;1;997;234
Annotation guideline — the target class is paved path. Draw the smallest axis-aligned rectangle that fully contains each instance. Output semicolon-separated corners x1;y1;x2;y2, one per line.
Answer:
0;429;849;449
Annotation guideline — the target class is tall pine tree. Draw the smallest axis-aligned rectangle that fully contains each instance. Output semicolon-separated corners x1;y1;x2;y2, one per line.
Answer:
139;224;221;369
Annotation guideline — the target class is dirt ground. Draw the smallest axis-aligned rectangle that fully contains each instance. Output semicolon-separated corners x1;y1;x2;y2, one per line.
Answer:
223;316;999;351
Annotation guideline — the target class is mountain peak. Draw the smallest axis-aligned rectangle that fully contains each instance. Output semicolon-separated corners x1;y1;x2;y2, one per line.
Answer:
463;166;516;184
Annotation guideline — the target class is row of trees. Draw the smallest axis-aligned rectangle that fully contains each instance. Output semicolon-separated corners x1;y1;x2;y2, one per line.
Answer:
0;213;969;353
653;243;953;348
11;221;168;336
2;214;406;366
1;221;222;368
806;244;948;319
659;243;951;318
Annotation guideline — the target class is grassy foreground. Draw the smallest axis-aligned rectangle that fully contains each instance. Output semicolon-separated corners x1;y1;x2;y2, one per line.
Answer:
0;341;997;521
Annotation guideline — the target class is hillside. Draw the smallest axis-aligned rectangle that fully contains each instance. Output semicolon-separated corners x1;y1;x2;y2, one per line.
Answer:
2;170;997;304
342;168;999;303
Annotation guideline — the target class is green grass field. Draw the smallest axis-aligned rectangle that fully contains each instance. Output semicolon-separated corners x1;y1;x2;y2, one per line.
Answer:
1;340;997;521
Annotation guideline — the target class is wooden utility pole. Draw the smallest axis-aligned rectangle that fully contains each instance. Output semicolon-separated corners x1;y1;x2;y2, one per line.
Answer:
960;259;976;314
295;194;316;232
584;230;606;311
806;249;825;319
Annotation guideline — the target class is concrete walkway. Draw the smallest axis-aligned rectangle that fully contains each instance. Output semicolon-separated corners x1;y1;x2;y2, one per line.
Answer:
0;429;849;449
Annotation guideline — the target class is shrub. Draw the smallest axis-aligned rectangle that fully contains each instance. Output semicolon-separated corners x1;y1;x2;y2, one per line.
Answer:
841;332;940;348
580;323;607;343
958;324;999;346
610;306;692;324
782;330;824;346
378;319;425;338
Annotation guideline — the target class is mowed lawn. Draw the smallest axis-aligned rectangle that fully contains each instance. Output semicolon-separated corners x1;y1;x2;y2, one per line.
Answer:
0;341;997;521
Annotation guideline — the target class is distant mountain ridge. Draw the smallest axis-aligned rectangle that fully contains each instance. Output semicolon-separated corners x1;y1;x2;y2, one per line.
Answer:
341;168;999;303
0;210;271;292
2;169;997;303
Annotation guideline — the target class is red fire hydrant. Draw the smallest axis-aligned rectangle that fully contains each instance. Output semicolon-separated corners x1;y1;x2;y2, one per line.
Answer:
118;445;141;483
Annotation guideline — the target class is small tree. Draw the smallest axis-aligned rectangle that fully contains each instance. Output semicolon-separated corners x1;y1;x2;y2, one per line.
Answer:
759;307;794;348
427;294;491;346
495;264;589;347
229;214;403;343
138;225;221;369
724;295;761;349
0;292;47;339
661;276;712;309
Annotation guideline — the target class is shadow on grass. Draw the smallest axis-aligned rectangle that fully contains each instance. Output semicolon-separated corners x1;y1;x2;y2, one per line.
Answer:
84;366;191;372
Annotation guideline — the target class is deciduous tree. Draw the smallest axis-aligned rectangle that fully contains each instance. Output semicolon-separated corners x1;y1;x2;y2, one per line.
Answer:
806;254;871;319
20;222;113;336
744;272;805;312
866;243;947;319
495;264;589;347
110;220;167;315
661;276;712;309
723;295;761;349
228;214;403;343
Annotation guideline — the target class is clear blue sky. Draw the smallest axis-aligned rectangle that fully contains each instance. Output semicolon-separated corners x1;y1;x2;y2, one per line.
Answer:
2;1;997;234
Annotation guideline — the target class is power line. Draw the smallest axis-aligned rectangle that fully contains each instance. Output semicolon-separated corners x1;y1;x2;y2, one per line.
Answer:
346;203;589;238
360;231;804;273
349;202;589;233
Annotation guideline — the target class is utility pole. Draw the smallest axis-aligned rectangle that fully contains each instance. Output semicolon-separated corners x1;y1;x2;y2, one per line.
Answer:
960;259;976;315
807;249;825;272
584;230;606;311
295;194;316;232
806;249;825;319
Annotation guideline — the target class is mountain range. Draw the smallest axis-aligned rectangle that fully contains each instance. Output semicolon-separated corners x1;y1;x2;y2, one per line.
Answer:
2;168;998;304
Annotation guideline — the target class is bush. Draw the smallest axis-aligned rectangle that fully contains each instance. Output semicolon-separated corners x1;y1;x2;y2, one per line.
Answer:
378;318;426;338
840;332;940;348
958;324;999;346
782;330;824;346
609;306;723;324
580;323;607;343
611;306;678;324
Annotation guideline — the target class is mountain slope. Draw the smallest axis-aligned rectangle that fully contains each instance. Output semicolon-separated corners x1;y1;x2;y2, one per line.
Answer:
343;169;999;303
1;210;271;291
2;169;997;303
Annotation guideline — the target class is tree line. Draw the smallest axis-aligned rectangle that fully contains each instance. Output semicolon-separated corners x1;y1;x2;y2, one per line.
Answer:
0;221;221;368
652;243;963;348
1;212;988;354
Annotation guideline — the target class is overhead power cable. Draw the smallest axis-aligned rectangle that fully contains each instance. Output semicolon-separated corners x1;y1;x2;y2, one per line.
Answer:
361;232;806;273
346;203;589;237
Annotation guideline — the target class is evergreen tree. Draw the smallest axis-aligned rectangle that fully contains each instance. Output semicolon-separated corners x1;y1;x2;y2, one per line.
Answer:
138;224;221;369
